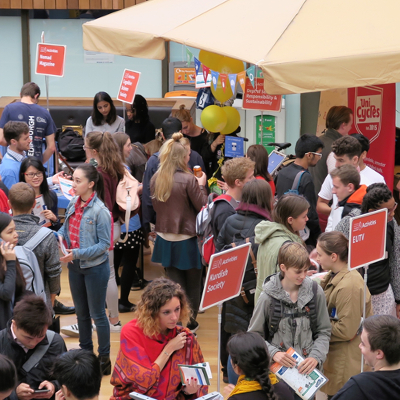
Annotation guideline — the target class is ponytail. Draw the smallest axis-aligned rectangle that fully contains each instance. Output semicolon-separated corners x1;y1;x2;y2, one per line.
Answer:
86;131;125;181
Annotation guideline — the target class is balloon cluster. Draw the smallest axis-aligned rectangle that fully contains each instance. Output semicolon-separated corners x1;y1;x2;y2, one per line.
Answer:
199;50;242;134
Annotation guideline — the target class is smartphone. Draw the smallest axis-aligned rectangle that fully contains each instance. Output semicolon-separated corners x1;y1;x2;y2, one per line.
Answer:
34;389;50;394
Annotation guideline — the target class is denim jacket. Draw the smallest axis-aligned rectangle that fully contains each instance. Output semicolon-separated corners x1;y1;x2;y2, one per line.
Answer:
58;193;111;268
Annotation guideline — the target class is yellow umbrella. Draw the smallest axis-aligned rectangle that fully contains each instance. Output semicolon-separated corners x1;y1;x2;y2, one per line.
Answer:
83;0;400;94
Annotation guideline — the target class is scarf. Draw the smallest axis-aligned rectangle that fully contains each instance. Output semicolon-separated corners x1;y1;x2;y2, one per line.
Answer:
228;373;278;398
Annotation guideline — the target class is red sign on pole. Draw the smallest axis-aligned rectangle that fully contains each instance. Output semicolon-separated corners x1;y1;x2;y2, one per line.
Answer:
242;78;282;112
35;43;66;77
117;69;141;104
348;209;387;270
348;84;396;190
199;243;251;311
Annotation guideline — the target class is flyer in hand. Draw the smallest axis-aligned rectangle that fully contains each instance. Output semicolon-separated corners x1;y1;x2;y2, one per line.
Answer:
178;362;212;386
270;348;328;400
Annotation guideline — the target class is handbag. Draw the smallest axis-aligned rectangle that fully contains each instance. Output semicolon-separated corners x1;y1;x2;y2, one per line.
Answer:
116;170;140;243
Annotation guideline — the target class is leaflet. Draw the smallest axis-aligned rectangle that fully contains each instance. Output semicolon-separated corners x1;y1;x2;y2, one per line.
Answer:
270;348;328;400
32;195;50;227
58;177;75;201
178;362;212;386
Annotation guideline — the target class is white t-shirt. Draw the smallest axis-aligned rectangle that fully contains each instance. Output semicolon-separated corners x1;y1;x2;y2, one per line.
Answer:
319;166;386;232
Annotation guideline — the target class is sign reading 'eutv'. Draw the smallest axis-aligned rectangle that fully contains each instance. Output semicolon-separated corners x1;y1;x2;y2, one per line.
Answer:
348;209;387;270
200;242;251;311
36;43;66;77
117;69;141;104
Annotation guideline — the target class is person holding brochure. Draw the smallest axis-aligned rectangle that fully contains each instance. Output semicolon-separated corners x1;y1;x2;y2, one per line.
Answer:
248;242;331;399
316;231;372;399
57;164;112;376
332;315;400;400
19;157;61;230
110;278;207;400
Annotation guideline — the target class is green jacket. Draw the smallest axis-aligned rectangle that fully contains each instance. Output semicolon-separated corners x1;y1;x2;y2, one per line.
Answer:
255;221;304;302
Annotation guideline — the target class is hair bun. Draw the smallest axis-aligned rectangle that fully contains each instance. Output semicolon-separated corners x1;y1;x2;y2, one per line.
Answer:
179;104;186;110
172;132;183;141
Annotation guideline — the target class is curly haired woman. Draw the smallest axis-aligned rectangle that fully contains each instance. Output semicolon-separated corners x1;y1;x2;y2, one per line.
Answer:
110;278;207;400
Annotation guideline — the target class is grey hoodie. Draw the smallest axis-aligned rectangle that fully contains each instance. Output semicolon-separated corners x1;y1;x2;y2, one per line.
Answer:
248;273;331;368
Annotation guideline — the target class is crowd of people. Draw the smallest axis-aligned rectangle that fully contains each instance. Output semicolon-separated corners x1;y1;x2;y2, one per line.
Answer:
0;83;399;400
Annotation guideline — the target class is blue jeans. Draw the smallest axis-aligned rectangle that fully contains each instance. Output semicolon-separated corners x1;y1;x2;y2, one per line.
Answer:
68;259;110;356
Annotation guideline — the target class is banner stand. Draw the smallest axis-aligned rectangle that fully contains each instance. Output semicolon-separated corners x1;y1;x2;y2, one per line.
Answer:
217;303;222;392
361;264;368;372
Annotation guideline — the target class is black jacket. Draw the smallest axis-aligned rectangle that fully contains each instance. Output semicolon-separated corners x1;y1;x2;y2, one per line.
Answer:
216;204;272;333
0;321;67;400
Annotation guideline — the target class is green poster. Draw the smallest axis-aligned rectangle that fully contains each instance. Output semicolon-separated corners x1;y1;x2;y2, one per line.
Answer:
255;115;276;154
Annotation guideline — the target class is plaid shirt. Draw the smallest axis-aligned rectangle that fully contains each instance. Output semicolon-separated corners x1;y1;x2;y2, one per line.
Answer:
68;192;95;249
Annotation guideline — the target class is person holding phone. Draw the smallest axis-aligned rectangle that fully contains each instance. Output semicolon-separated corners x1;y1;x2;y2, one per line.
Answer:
110;278;207;400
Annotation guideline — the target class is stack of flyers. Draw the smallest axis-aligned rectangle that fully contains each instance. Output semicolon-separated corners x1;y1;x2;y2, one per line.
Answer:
178;362;212;386
58;177;75;201
270;348;328;400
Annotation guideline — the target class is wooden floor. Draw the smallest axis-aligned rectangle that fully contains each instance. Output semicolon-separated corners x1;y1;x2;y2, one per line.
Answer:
57;247;221;400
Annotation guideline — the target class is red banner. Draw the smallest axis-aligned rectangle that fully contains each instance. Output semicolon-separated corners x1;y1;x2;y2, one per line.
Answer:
348;84;396;189
117;69;141;104
242;77;282;112
199;243;250;311
348;209;387;270
35;43;66;77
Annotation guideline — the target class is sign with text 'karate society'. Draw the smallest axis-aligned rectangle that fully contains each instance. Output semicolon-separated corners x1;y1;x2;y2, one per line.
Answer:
199;242;251;311
117;69;141;104
35;43;66;77
348;208;387;270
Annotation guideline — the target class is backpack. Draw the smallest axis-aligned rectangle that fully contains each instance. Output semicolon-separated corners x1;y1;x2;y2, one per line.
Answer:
264;276;319;347
116;170;140;243
285;170;307;195
196;193;237;265
58;128;86;161
223;236;258;307
15;227;53;301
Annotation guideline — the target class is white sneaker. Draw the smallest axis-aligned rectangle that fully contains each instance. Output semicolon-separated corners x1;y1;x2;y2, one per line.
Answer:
110;321;122;333
61;324;95;337
61;324;80;337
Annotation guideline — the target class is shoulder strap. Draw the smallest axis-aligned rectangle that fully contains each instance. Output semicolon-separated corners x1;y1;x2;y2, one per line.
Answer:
291;170;306;192
231;237;257;275
24;227;53;251
267;296;284;342
22;330;55;373
214;194;237;210
308;280;319;340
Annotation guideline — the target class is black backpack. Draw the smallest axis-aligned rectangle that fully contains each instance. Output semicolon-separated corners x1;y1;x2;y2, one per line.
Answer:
57;128;86;161
264;276;319;345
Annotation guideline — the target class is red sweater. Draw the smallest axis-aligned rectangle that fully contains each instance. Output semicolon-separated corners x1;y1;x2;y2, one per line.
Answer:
98;166;119;222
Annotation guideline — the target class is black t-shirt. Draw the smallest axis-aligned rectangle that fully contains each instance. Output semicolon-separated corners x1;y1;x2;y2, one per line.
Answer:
365;220;394;295
125;119;155;144
332;369;400;400
211;199;238;240
184;129;208;157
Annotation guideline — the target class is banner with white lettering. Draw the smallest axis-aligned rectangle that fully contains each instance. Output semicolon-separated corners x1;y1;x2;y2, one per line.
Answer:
348;84;396;190
117;69;141;104
35;43;66;77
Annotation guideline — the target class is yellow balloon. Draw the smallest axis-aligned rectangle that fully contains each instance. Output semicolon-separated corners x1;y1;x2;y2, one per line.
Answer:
211;79;234;103
216;56;245;75
198;50;223;71
200;105;227;133
220;107;240;135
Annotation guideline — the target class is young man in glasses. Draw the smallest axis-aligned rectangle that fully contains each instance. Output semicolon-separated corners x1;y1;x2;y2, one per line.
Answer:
276;133;324;246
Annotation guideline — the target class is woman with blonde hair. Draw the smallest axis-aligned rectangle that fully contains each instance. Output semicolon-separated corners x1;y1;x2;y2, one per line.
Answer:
110;278;207;400
150;133;207;332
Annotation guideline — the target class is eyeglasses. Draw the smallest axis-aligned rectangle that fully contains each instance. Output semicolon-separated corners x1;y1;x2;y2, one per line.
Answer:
308;152;323;157
83;145;92;150
24;172;43;178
